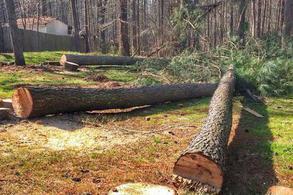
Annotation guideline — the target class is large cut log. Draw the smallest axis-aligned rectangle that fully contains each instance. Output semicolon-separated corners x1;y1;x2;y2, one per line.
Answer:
12;83;217;119
173;66;235;193
60;54;144;66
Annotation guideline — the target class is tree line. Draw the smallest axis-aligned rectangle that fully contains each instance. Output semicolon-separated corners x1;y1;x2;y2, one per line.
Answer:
0;0;292;65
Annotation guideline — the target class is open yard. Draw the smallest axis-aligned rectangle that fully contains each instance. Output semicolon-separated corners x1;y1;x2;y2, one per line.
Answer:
0;52;292;194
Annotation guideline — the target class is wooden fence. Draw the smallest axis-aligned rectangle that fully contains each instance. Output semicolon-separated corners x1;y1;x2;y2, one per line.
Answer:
0;27;85;52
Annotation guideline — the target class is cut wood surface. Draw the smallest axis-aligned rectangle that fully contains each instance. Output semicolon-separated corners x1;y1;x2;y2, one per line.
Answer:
12;83;217;119
60;54;145;66
266;186;293;195
173;66;235;193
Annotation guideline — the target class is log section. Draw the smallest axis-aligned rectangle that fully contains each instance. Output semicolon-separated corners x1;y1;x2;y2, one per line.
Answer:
12;83;218;118
173;66;235;193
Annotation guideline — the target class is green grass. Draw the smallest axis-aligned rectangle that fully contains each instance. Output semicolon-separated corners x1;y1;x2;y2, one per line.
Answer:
104;69;137;82
264;97;293;174
0;71;95;98
247;97;293;175
0;51;75;64
0;51;122;65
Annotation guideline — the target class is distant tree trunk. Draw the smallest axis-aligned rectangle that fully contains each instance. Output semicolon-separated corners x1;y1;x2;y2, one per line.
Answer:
41;0;47;16
237;0;247;45
278;0;285;33
230;2;234;35
118;0;130;56
99;0;107;53
267;0;272;33
136;0;141;55
84;0;90;53
256;0;262;37
4;0;25;66
132;0;138;54
0;26;3;52
282;0;293;47
261;0;267;36
70;0;81;52
158;0;164;47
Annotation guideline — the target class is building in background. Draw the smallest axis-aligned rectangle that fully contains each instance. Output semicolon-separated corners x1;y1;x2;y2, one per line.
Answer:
15;17;71;36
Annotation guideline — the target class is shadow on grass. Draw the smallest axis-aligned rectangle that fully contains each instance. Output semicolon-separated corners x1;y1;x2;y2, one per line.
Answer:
222;98;277;194
39;98;208;131
83;98;208;121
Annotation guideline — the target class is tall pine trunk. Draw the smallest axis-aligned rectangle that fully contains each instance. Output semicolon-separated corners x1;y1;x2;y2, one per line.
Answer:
282;0;293;47
4;0;25;66
70;0;81;52
118;0;130;56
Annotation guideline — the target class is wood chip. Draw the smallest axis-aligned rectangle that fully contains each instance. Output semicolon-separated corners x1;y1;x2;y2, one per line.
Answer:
108;183;177;195
267;186;293;195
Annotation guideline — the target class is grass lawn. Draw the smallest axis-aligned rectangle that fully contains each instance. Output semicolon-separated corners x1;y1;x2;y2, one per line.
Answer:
0;51;120;65
0;51;292;194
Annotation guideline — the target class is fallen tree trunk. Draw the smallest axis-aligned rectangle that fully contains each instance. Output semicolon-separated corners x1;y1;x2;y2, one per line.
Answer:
173;65;235;193
12;83;217;119
60;54;145;66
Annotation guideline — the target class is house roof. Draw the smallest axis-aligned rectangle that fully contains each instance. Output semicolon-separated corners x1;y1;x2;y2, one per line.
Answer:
16;17;62;28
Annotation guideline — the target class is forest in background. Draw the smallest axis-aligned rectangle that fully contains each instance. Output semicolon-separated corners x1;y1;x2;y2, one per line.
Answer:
0;1;292;194
0;0;292;96
0;0;292;55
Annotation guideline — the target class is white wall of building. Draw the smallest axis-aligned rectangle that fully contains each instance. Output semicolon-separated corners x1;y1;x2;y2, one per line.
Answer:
46;20;68;36
17;20;69;36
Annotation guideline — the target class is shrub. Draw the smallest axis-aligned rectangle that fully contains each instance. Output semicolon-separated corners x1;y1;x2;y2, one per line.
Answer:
256;60;292;96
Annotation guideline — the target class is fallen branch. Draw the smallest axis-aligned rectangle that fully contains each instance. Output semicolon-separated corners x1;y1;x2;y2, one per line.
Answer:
60;54;145;66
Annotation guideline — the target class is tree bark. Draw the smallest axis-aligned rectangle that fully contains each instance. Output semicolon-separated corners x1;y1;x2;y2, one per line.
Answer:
282;0;293;47
41;0;47;16
70;0;81;52
173;66;235;193
84;0;90;53
238;0;247;45
60;54;145;66
118;0;130;56
12;83;218;118
4;0;25;66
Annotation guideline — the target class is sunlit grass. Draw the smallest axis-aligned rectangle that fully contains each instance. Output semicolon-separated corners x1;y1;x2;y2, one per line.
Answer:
0;71;96;98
